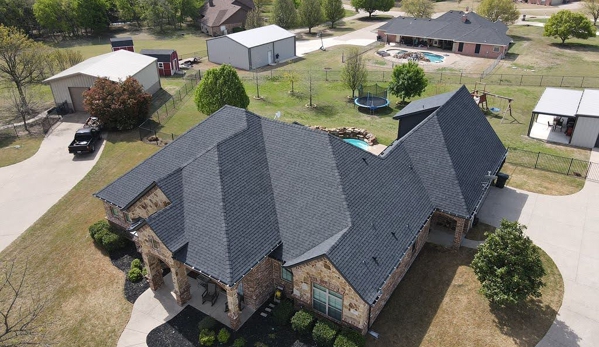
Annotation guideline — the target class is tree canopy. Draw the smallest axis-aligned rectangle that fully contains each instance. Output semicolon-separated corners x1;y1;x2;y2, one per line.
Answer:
272;0;297;29
401;0;434;19
298;0;324;34
471;220;546;306
388;61;428;103
582;0;599;25
350;0;394;18
194;64;249;115
341;47;368;98
544;10;596;44
477;0;519;25
323;0;345;28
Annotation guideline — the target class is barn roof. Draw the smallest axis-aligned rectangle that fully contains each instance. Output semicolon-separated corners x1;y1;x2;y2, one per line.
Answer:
110;37;134;47
219;25;295;48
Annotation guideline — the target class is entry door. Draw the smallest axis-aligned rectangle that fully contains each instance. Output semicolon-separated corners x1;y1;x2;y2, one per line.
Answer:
458;42;464;52
475;44;481;54
220;25;227;34
268;50;273;64
69;87;88;112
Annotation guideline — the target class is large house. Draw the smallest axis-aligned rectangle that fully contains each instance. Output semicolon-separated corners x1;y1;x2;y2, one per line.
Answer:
94;86;506;333
199;0;254;36
377;10;512;59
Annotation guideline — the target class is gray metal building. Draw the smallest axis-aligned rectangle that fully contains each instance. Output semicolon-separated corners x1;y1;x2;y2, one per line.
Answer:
43;50;160;112
206;25;296;70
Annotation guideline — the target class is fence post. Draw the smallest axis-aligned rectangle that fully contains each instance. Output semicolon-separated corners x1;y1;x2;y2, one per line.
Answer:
382;71;385;81
157;111;161;125
560;76;564;87
539;75;543;86
567;158;574;176
139;129;143;141
172;133;174;141
439;73;442;83
581;76;585;88
13;124;18;138
499;74;502;85
520;75;523;86
534;152;540;169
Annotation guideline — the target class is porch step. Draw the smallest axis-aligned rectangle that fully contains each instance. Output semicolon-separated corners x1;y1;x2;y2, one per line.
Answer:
265;307;272;312
274;298;281;303
260;312;268;317
268;303;275;308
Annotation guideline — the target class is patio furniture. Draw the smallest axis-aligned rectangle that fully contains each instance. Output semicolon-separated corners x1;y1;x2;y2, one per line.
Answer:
548;121;555;131
197;275;209;292
202;283;219;306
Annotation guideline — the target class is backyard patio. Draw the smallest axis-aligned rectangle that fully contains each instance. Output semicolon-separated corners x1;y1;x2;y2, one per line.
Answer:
529;114;571;145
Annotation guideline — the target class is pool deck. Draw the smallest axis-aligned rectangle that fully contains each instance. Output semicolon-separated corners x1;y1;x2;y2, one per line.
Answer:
382;43;459;67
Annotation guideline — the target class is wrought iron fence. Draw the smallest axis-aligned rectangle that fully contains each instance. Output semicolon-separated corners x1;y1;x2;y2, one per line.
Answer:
506;147;596;180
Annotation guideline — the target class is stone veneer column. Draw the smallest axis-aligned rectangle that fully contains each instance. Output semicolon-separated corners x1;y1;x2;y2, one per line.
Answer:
452;218;468;251
226;285;241;330
143;252;164;290
171;260;191;306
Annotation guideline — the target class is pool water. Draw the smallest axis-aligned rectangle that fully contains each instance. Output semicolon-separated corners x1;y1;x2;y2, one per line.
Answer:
344;138;370;150
423;52;444;63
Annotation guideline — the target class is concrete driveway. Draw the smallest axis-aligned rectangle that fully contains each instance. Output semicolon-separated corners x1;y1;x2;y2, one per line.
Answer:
478;149;599;347
0;113;105;252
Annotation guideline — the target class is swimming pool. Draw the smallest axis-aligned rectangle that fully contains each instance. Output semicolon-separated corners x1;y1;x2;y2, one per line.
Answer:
344;138;369;150
423;52;444;63
387;49;407;54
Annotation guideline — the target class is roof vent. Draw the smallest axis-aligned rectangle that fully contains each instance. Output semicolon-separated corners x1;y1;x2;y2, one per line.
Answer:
372;256;379;265
462;14;467;23
391;231;398;240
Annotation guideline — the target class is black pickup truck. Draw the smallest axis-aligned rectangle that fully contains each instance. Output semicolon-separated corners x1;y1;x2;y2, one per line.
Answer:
68;117;101;154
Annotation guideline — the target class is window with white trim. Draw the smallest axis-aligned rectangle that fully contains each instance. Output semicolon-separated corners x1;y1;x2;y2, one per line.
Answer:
312;284;342;321
110;206;120;217
158;62;163;68
493;46;500;52
281;267;293;282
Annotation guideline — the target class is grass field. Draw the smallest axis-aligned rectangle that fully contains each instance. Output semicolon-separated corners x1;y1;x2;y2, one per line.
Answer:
0;136;43;168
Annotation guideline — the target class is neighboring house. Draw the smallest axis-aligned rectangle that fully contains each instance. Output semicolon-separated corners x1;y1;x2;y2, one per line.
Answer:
43;50;160;112
206;24;296;70
199;0;254;36
140;49;180;76
94;86;506;333
110;37;134;52
377;10;512;59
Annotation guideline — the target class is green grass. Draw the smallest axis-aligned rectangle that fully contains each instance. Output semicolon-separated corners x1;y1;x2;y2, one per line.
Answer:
0;136;43;167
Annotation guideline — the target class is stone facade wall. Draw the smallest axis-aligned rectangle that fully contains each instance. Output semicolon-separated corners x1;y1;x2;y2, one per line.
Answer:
369;218;431;325
242;257;275;310
103;201;129;230
273;260;294;298
128;185;171;220
431;211;470;250
310;126;379;146
291;257;370;334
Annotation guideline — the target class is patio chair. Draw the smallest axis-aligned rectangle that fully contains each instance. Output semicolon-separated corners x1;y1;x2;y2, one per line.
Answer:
197;275;209;293
547;121;555;131
202;283;219;306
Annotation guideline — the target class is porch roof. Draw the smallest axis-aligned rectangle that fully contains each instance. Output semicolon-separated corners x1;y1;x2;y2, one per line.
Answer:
533;87;582;117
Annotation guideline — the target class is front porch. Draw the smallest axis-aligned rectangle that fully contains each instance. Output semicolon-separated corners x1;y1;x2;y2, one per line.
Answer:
529;114;572;145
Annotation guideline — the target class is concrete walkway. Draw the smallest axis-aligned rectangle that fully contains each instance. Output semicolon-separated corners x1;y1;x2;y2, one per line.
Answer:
0;113;105;251
478;149;599;347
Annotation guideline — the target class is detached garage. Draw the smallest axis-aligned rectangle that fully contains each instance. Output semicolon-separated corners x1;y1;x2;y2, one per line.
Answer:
206;25;296;70
43;50;161;112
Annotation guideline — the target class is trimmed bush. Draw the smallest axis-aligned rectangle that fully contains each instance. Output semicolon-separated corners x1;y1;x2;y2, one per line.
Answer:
199;329;215;346
131;258;142;270
198;316;217;331
312;320;338;347
89;220;109;239
273;299;294;326
88;219;127;252
127;268;143;282
333;329;365;347
233;337;246;347
291;310;314;335
217;328;230;344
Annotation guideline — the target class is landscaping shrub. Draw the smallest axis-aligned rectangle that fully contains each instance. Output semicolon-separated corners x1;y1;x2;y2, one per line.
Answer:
199;329;215;346
273;299;294;326
291;310;314;335
333;328;365;347
233;337;246;347
312;320;338;347
130;258;142;270
198;316;217;331
88;220;109;239
88;219;127;252
217;328;230;344
127;268;143;282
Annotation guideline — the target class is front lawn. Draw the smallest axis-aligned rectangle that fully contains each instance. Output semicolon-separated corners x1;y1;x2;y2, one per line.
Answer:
0;136;43;167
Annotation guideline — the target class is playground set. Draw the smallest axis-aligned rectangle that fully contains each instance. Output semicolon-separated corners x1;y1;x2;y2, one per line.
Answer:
470;83;520;124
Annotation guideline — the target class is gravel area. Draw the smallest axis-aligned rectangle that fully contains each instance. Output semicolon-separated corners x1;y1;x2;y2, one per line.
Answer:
109;242;150;304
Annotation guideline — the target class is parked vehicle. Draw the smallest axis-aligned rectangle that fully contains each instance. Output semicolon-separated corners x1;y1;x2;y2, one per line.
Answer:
68;117;102;154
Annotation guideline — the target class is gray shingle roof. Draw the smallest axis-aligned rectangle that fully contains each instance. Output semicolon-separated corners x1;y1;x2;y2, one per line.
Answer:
140;49;176;62
393;89;457;119
110;37;133;47
95;86;506;303
379;11;512;46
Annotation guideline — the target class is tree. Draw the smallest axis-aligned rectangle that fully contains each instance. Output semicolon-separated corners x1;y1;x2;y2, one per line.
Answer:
388;61;428;103
33;0;71;36
141;0;170;31
350;0;394;18
0;261;48;346
74;0;110;34
284;69;300;93
45;49;84;77
471;220;546;306
323;0;345;28
401;0;434;19
245;8;263;29
582;0;599;25
544;10;596;44
477;0;519;25
194;64;249;115
0;0;39;35
341;47;367;98
272;0;297;29
298;0;323;34
115;0;143;26
83;77;152;130
0;25;48;130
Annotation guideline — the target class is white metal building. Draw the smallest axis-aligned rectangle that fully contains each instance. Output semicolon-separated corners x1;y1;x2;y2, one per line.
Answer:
528;88;599;148
44;50;161;112
206;25;296;70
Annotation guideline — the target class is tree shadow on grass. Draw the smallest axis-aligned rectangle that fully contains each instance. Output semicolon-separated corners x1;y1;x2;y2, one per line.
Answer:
510;35;533;43
549;42;599;53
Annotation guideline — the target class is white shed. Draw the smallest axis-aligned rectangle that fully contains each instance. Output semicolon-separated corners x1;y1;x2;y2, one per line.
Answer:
44;50;161;112
206;25;296;70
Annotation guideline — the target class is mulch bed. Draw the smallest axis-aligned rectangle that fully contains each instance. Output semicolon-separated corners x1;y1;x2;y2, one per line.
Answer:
109;242;150;304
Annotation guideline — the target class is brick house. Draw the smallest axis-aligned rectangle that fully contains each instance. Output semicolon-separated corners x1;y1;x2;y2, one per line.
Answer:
377;11;512;59
199;0;254;36
140;49;180;76
94;86;506;333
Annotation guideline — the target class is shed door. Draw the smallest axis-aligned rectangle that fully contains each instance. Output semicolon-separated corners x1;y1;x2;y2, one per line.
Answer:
595;133;599;148
69;87;88;112
268;51;273;64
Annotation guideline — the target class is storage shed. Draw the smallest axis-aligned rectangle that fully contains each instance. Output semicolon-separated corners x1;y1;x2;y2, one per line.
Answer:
110;37;134;52
43;50;161;112
206;25;296;70
140;49;179;76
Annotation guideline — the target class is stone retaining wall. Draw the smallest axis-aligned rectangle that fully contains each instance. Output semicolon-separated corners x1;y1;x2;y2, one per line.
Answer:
310;126;378;146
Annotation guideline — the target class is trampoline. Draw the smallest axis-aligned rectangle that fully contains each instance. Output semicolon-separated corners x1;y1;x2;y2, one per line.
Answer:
354;84;390;113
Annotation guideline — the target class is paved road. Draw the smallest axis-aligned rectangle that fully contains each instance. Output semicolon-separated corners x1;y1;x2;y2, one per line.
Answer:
479;149;599;347
0;113;105;252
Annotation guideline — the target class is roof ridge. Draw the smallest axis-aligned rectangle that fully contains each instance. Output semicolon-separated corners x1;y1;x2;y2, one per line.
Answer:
214;143;234;283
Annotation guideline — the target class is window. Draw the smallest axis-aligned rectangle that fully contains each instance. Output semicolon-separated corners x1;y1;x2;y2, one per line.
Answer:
312;284;342;321
124;212;132;223
475;44;481;54
457;42;464;52
158;62;163;68
150;237;159;250
110;206;120;217
493;46;500;52
281;267;293;282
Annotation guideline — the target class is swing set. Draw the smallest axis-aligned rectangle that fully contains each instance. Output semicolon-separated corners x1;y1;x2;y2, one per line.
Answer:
470;83;520;124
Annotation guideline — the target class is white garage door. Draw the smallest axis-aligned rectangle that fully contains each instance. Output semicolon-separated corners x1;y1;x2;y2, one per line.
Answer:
69;87;88;112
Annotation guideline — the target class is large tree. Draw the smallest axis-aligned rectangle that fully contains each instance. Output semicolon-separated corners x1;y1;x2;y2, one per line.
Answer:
272;0;297;29
45;49;84;77
245;8;263;29
471;220;546;306
544;10;596;44
341;47;368;98
323;0;345;28
477;0;519;25
401;0;434;19
83;77;152;130
582;0;599;25
0;0;38;35
33;0;71;36
298;0;323;34
0;25;48;130
388;61;428;103
350;0;394;18
74;0;110;34
115;0;143;26
194;64;249;115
